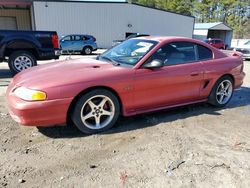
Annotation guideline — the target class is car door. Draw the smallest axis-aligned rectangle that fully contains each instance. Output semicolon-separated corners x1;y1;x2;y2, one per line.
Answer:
133;42;204;111
72;35;84;51
60;35;74;51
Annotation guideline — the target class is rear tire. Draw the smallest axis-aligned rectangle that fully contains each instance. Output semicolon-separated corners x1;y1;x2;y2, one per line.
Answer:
71;89;120;134
208;76;234;107
8;51;37;75
82;46;92;55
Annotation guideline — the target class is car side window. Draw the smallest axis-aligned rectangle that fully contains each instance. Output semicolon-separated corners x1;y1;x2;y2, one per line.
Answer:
197;44;213;60
150;42;197;66
63;36;72;41
74;36;81;41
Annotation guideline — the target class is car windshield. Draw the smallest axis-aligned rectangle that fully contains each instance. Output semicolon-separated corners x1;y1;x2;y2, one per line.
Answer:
244;40;250;45
99;39;158;66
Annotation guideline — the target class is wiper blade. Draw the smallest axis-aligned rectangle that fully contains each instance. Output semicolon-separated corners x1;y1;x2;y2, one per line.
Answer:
99;56;120;66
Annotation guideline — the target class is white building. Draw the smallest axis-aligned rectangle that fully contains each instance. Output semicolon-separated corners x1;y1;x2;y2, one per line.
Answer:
0;0;195;48
193;22;233;47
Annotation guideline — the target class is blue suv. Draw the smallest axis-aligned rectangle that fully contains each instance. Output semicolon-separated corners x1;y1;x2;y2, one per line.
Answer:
60;34;97;55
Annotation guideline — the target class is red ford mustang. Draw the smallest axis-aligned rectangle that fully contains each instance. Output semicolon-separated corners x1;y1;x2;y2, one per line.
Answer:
6;36;245;134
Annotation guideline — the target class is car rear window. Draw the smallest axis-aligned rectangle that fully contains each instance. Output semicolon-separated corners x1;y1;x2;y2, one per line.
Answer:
197;44;213;60
215;40;222;44
83;36;90;40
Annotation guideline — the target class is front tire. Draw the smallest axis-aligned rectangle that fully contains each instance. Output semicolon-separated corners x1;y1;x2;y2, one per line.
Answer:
8;51;37;75
71;89;120;134
208;76;234;107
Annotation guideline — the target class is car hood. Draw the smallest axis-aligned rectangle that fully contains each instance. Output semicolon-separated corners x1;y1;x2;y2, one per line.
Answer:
13;58;126;89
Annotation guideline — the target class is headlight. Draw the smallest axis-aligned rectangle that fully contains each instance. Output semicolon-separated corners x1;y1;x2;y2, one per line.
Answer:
14;87;47;101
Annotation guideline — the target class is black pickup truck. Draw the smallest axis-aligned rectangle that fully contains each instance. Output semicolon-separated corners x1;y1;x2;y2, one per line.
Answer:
0;30;60;74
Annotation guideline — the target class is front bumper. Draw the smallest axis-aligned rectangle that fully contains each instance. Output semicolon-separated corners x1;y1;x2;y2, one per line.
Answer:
6;83;73;127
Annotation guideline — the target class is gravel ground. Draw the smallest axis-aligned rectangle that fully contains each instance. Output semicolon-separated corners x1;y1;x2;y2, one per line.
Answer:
0;55;250;188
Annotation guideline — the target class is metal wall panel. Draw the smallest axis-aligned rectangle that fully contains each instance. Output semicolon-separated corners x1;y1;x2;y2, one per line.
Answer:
0;17;17;30
34;1;194;48
0;9;31;30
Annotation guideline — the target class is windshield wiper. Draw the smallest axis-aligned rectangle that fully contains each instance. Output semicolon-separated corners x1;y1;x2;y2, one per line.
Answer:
99;56;120;66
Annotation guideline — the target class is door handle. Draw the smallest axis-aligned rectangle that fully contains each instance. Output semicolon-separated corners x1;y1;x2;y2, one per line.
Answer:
190;72;199;76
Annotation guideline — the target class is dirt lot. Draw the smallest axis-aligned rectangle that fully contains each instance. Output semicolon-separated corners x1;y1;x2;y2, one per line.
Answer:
0;55;250;188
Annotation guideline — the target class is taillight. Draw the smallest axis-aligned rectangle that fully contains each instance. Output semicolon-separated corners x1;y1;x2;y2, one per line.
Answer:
51;34;59;49
93;37;96;42
232;52;241;57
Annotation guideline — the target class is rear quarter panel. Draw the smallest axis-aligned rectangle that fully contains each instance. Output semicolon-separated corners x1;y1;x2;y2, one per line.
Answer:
84;40;97;50
200;56;243;98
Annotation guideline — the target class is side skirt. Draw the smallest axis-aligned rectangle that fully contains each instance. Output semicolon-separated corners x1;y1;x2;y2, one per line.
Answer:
124;99;208;117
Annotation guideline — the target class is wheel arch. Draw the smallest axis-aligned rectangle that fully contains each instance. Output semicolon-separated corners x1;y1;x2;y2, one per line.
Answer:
66;86;124;125
208;73;235;97
208;73;235;107
5;39;39;58
83;45;93;50
217;74;235;87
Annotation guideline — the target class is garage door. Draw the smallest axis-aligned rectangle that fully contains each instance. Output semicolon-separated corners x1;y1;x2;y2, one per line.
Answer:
0;16;17;30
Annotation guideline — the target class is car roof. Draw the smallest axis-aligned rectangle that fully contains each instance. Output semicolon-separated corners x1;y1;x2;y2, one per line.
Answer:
132;35;221;50
64;34;93;37
208;38;223;41
133;36;198;42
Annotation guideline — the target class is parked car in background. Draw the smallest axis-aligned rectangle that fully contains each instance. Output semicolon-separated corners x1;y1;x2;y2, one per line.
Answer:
204;38;227;49
60;34;97;55
7;36;245;134
0;30;60;74
112;33;150;46
233;40;250;60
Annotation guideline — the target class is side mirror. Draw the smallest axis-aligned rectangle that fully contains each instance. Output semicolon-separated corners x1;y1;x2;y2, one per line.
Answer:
143;59;163;69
